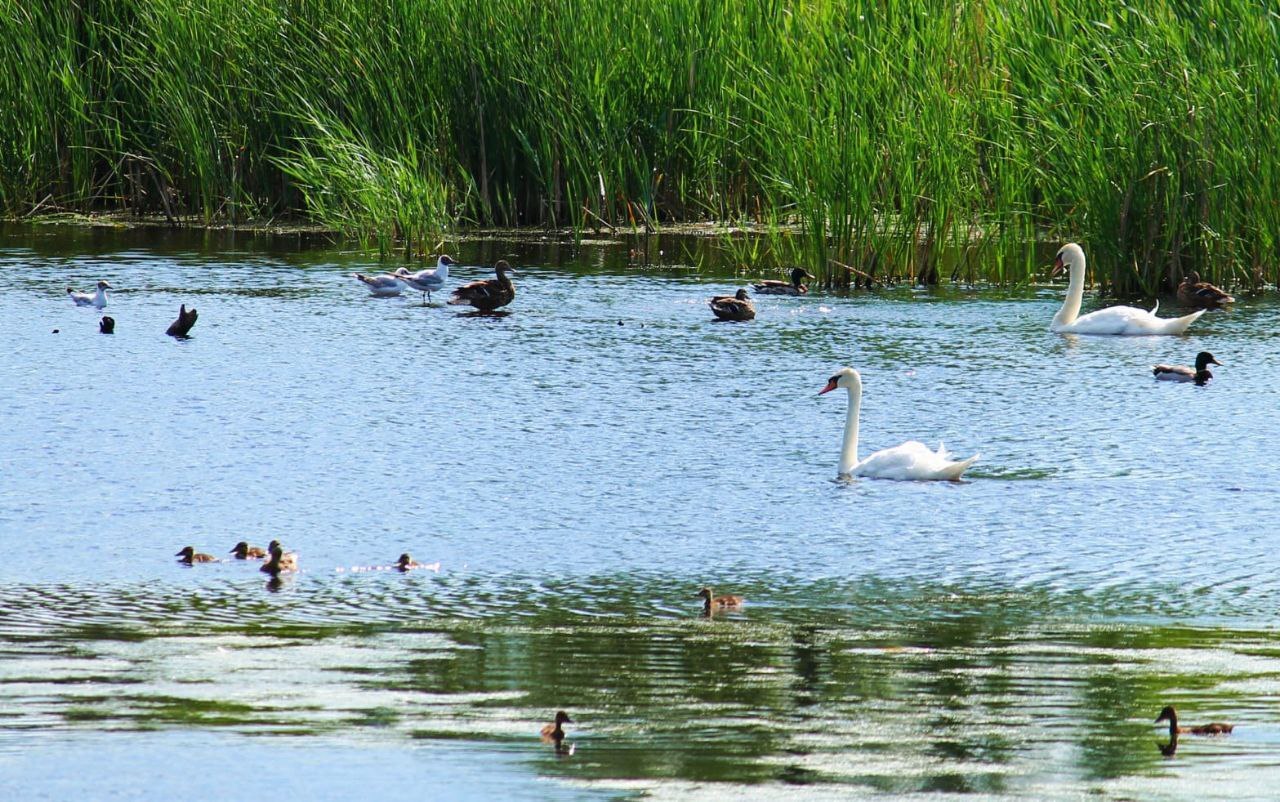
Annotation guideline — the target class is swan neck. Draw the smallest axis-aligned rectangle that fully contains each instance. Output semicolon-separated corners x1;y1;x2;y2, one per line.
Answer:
1053;259;1084;329
839;383;861;476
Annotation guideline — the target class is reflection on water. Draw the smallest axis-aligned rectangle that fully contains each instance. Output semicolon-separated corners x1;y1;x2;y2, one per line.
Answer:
3;224;1280;799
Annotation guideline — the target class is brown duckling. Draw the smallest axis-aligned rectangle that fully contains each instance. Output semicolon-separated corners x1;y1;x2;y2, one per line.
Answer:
752;267;814;296
229;541;267;559
696;587;744;616
1177;271;1234;308
99;316;115;334
395;553;440;572
260;541;298;577
166;304;198;337
1156;705;1233;736
1152;351;1221;386
709;288;756;321
540;711;573;747
176;546;217;564
448;260;516;311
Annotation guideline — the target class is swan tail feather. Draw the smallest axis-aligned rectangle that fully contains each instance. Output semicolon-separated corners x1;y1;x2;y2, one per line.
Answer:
938;454;978;481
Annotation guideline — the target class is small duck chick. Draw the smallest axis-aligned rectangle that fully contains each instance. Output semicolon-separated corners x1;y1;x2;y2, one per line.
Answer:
68;280;111;308
1177;271;1234;308
1152;351;1221;386
99;316;115;334
696;587;744;615
176;546;217;564
395;553;440;572
229;541;267;559
540;711;574;747
752;267;814;296
260;541;298;577
1156;705;1233;735
709;288;756;321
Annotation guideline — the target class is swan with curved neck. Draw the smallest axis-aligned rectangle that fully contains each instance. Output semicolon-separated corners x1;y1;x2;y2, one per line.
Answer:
1051;244;1204;335
819;368;977;481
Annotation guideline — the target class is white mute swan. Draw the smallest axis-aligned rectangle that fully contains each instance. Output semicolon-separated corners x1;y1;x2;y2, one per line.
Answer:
401;255;457;304
68;280;110;308
819;368;978;481
1051;243;1203;335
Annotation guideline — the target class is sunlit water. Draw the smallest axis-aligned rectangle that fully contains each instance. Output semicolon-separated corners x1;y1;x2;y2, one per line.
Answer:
2;225;1280;800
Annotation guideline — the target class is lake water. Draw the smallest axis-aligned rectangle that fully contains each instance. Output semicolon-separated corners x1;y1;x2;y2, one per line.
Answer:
2;224;1280;800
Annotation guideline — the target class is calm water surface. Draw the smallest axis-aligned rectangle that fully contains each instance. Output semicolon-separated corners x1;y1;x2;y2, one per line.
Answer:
2;225;1280;800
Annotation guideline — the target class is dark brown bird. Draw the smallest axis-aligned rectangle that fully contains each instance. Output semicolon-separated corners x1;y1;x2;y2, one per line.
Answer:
229;541;267;559
696;587;744;616
709;288;756;321
1152;351;1221;386
260;541;298;577
99;316;115;334
540;711;573;749
166;304;198;337
175;546;217;564
752;267;815;296
1177;271;1234;308
1156;705;1233;736
448;260;516;311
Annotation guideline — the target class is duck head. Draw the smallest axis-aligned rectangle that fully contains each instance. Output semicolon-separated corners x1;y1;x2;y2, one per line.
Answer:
818;367;861;396
1052;243;1085;278
175;546;195;560
230;541;250;556
495;260;516;276
396;553;414;568
1155;705;1177;724
554;711;573;726
735;288;750;301
1194;352;1222;371
790;267;816;285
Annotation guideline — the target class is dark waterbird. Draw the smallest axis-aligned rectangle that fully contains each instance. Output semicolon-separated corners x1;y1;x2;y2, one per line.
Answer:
1177;271;1234;308
752;267;814;295
166;304;198;337
229;541;267;559
696;587;744;616
1152;351;1221;386
260;540;298;577
709;288;756;321
1155;705;1233;736
175;546;216;564
99;316;114;334
448;260;515;311
540;711;574;753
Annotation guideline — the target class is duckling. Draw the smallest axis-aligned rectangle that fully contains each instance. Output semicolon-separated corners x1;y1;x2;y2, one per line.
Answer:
448;260;516;311
1177;271;1234;308
709;288;756;321
752;267;814;296
229;541;267;559
68;280;111;308
1155;705;1233;735
175;546;217;564
696;587;744;616
395;553;440;572
165;304;198;337
540;711;573;750
260;541;298;577
99;316;115;334
1152;351;1221;386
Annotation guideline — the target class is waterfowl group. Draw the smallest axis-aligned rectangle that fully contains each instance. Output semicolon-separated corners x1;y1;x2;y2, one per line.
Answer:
448;260;516;311
753;267;814;295
709;288;755;321
1153;351;1221;386
68;280;110;308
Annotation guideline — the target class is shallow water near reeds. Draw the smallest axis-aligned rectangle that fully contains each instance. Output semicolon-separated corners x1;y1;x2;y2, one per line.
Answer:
3;225;1280;800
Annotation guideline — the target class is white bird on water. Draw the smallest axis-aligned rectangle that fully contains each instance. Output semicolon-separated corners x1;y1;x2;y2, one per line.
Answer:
353;267;412;297
1050;243;1204;335
68;280;111;308
400;255;458;305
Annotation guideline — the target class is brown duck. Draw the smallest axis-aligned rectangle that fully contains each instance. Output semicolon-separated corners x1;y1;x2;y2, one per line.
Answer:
540;711;573;748
166;304;198;337
448;260;516;311
709;288;756;321
229;541;267;559
1156;705;1233;735
696;587;744;616
176;546;216;564
260;540;298;576
1177;271;1234;308
753;267;815;296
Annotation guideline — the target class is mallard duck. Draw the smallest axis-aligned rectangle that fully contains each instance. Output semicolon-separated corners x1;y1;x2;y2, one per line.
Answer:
354;267;412;297
1156;705;1233;735
752;267;814;296
260;541;298;576
540;711;573;748
68;280;111;308
709;288;756;321
696;587;744;615
401;255;458;304
165;304;198;337
448;260;515;311
176;546;216;564
1152;351;1221;386
99;316;115;334
1177;271;1234;308
229;541;267;559
395;553;440;572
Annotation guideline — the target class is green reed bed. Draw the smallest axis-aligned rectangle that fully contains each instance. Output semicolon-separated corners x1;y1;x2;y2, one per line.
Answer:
0;0;1276;290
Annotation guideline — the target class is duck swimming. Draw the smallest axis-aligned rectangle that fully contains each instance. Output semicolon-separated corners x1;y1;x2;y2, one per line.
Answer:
1152;351;1221;386
1155;705;1233;735
395;553;440;572
176;546;216;564
448;260;516;311
540;711;573;750
354;267;412;297
166;304;198;337
1177;271;1234;308
696;587;744;616
753;267;814;296
229;541;267;559
260;541;298;576
99;316;115;334
68;280;111;309
709;288;756;321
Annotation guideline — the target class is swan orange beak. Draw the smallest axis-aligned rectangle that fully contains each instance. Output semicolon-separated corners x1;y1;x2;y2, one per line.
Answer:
818;379;838;395
1051;255;1064;277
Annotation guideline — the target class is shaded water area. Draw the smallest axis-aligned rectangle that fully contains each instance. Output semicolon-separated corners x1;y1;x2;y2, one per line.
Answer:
3;224;1280;799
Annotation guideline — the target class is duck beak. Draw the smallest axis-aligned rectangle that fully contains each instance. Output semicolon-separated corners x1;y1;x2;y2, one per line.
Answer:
818;379;838;395
1211;358;1223;366
174;550;185;556
1051;256;1064;277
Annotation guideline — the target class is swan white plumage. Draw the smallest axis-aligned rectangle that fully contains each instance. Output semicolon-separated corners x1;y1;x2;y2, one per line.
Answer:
68;280;111;308
354;267;411;297
819;368;978;481
401;255;457;304
1051;243;1204;335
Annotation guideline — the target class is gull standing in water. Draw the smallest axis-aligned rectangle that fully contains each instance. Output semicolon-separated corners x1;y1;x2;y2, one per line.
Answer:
401;255;458;305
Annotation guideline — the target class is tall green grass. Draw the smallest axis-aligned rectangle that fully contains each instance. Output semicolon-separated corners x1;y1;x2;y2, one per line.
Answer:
1;0;1276;291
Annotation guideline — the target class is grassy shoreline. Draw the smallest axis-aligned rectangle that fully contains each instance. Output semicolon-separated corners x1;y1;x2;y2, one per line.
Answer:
3;1;1276;289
